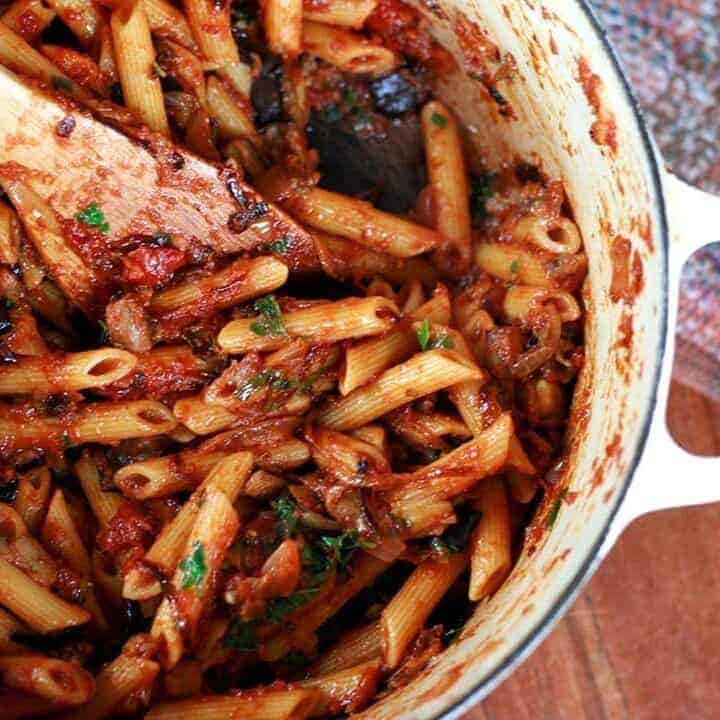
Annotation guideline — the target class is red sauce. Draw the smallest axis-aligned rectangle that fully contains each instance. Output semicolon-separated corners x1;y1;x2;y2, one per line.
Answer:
577;56;618;153
121;246;189;287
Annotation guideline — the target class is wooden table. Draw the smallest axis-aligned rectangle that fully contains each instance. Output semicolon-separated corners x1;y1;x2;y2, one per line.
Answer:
466;380;720;720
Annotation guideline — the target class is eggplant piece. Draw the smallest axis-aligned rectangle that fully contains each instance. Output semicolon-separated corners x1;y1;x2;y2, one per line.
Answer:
251;55;284;127
307;111;427;214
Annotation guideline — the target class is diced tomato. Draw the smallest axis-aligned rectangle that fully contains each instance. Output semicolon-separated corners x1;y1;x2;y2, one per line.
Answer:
120;246;187;287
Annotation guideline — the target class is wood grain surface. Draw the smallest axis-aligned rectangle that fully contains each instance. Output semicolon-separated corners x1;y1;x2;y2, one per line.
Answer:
465;379;720;720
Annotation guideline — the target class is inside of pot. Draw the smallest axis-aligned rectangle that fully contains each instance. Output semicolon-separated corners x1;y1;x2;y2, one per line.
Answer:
359;1;665;717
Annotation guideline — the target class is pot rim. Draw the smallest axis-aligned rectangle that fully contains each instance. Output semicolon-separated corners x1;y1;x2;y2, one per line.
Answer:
437;3;670;717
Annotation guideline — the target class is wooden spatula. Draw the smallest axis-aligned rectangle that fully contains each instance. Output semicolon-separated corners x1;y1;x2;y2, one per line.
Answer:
0;66;319;275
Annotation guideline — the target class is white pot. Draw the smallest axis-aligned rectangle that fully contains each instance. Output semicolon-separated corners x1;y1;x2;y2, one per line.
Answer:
359;2;720;717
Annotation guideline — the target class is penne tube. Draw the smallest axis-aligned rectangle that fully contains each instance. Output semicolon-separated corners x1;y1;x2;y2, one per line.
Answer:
0;202;21;266
44;0;101;46
115;449;228;500
381;553;467;668
503;284;582;323
421;101;472;273
183;0;252;95
303;0;377;28
512;214;582;255
218;296;398;354
141;452;252;579
14;465;51;533
0;174;93;308
151;257;288;321
387;414;513;533
302;21;397;76
506;434;536;475
267;185;442;258
300;658;382;715
254;438;311;473
173;397;237;435
111;0;169;135
261;553;389;661
0;401;176;452
58;652;160;720
0;348;136;395
143;0;198;51
145;688;323;720
309;620;381;676
468;477;512;601
0;655;95;705
312;231;403;281
75;451;123;529
507;470;538;504
318;349;483;431
245;469;285;498
264;0;302;56
206;76;259;141
339;292;451;395
0;557;91;632
475;243;588;292
152;487;239;668
0;607;25;653
1;0;55;42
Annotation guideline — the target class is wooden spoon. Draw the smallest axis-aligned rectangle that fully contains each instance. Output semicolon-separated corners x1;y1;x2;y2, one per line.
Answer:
0;66;319;275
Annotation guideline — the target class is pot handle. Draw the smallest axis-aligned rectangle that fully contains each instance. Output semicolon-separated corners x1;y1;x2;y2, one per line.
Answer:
612;173;720;532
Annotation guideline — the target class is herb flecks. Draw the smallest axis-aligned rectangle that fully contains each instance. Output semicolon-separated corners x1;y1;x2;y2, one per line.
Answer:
509;259;520;275
546;488;568;528
268;237;292;255
250;295;286;337
470;173;496;225
431;112;447;128
179;541;207;590
265;588;319;623
75;203;110;233
320;531;362;571
273;494;299;538
417;319;454;351
51;76;73;93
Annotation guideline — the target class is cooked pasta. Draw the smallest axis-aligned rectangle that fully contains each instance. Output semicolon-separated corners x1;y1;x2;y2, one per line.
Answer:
0;0;587;714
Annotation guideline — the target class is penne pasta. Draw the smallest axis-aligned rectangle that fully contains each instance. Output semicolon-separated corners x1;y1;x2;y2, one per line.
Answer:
300;658;383;715
0;557;91;632
183;0;252;95
318;349;483;431
303;0;377;28
44;0;101;46
381;553;467;668
503;284;582;323
111;0;169;135
206;76;259;141
309;620;381;676
421;100;472;273
75;451;123;529
14;465;51;533
302;21;397;76
468;477;512;601
261;183;443;258
263;0;302;56
143;0;198;51
218;296;398;353
512;214;582;254
0;201;21;266
0;655;95;705
1;0;55;42
0;348;136;395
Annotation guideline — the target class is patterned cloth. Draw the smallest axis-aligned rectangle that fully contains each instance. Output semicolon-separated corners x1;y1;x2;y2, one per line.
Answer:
592;0;720;401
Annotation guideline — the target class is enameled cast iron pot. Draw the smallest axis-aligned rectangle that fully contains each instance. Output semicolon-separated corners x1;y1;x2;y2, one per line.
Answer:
356;1;720;718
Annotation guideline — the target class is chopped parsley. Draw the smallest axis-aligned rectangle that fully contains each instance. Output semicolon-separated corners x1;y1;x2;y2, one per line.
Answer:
265;588;319;623
417;319;454;351
546;488;568;528
223;618;257;651
469;173;496;225
75;203;110;233
273;494;299;538
430;508;480;554
431;112;447;128
237;365;329;400
320;531;362;571
509;259;520;275
268;236;292;255
179;541;207;590
250;295;286;337
51;76;73;93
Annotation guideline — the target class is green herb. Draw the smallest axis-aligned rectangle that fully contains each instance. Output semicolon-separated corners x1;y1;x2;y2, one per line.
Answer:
75;203;110;233
320;531;362;571
284;650;311;667
546;488;568;528
416;318;431;351
431;112;447;128
509;259;520;275
265;588;319;623
273;495;299;538
250;295;286;337
223;619;257;651
269;237;292;255
469;173;495;225
179;541;207;590
152;60;167;78
430;508;480;554
301;542;332;585
51;76;73;93
4;298;17;310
